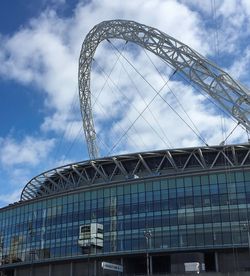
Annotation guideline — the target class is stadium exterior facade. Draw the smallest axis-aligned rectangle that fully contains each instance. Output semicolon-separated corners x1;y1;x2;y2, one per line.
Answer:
1;144;250;275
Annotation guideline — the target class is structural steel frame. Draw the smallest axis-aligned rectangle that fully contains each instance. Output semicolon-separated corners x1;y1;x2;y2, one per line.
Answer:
20;143;250;201
79;20;250;159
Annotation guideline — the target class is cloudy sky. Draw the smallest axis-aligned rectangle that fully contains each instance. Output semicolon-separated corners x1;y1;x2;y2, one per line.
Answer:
0;0;250;207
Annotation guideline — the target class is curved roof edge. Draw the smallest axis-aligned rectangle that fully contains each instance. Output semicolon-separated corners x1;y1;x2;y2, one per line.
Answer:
21;143;250;201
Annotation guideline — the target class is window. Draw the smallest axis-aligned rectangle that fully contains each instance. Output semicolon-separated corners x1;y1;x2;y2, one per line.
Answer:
209;174;217;184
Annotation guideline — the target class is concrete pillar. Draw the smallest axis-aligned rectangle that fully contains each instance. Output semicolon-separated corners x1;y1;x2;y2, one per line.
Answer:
215;251;219;272
70;262;73;276
150;255;153;275
49;263;52;276
121;257;124;275
30;265;34;276
94;260;97;276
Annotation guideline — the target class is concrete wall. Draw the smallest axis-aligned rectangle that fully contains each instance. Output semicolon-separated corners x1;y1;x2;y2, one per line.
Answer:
1;251;250;276
2;267;250;276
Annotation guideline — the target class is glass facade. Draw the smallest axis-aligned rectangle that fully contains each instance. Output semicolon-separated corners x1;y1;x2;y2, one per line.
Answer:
1;169;250;265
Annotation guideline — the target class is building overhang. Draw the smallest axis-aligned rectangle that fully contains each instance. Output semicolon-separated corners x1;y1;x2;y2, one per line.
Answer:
20;143;250;201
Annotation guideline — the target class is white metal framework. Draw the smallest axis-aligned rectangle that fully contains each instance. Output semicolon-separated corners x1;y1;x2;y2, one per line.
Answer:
79;20;250;159
20;143;250;201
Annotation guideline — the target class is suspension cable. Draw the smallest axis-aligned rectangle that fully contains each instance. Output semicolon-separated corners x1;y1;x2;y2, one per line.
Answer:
108;40;209;147
219;122;240;145
62;44;127;161
93;59;153;152
91;87;148;153
107;70;176;155
142;47;208;145
55;86;79;161
64;125;83;159
93;57;173;150
112;47;174;148
91;42;149;154
160;58;246;132
92;42;128;108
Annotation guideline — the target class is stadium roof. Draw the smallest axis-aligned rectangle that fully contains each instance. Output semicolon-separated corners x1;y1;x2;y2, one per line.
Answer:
21;143;250;201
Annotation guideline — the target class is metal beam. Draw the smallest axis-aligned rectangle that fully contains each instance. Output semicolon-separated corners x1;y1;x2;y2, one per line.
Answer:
112;157;128;176
20;144;250;201
90;161;108;181
79;20;250;159
72;165;89;184
138;154;152;174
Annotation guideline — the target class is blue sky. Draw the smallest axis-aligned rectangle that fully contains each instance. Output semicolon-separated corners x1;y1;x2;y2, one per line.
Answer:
0;0;250;207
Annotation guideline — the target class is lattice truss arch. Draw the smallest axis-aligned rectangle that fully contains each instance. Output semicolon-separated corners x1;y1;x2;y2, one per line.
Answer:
79;19;250;159
21;144;250;201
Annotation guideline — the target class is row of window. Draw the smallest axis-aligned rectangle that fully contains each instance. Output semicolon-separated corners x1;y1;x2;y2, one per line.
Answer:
1;227;250;262
2;201;250;236
2;191;250;228
1;213;250;250
1;171;249;218
1;170;250;263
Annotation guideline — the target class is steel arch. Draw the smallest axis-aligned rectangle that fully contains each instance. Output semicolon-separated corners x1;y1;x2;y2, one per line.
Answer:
79;19;250;159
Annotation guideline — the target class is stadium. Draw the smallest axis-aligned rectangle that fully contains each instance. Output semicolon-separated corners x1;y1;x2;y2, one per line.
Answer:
1;20;250;276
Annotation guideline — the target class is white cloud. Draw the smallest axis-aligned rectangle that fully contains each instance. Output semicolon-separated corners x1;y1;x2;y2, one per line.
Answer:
0;135;57;207
0;0;210;135
41;112;83;140
0;136;55;166
0;189;21;205
0;0;249;160
229;46;250;84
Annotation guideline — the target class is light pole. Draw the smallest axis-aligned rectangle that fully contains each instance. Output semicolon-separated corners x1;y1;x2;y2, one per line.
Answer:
241;220;250;270
144;230;152;276
86;240;92;276
81;240;91;276
242;221;250;253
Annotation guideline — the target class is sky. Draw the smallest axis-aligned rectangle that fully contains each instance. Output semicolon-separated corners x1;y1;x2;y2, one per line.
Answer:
0;0;250;207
